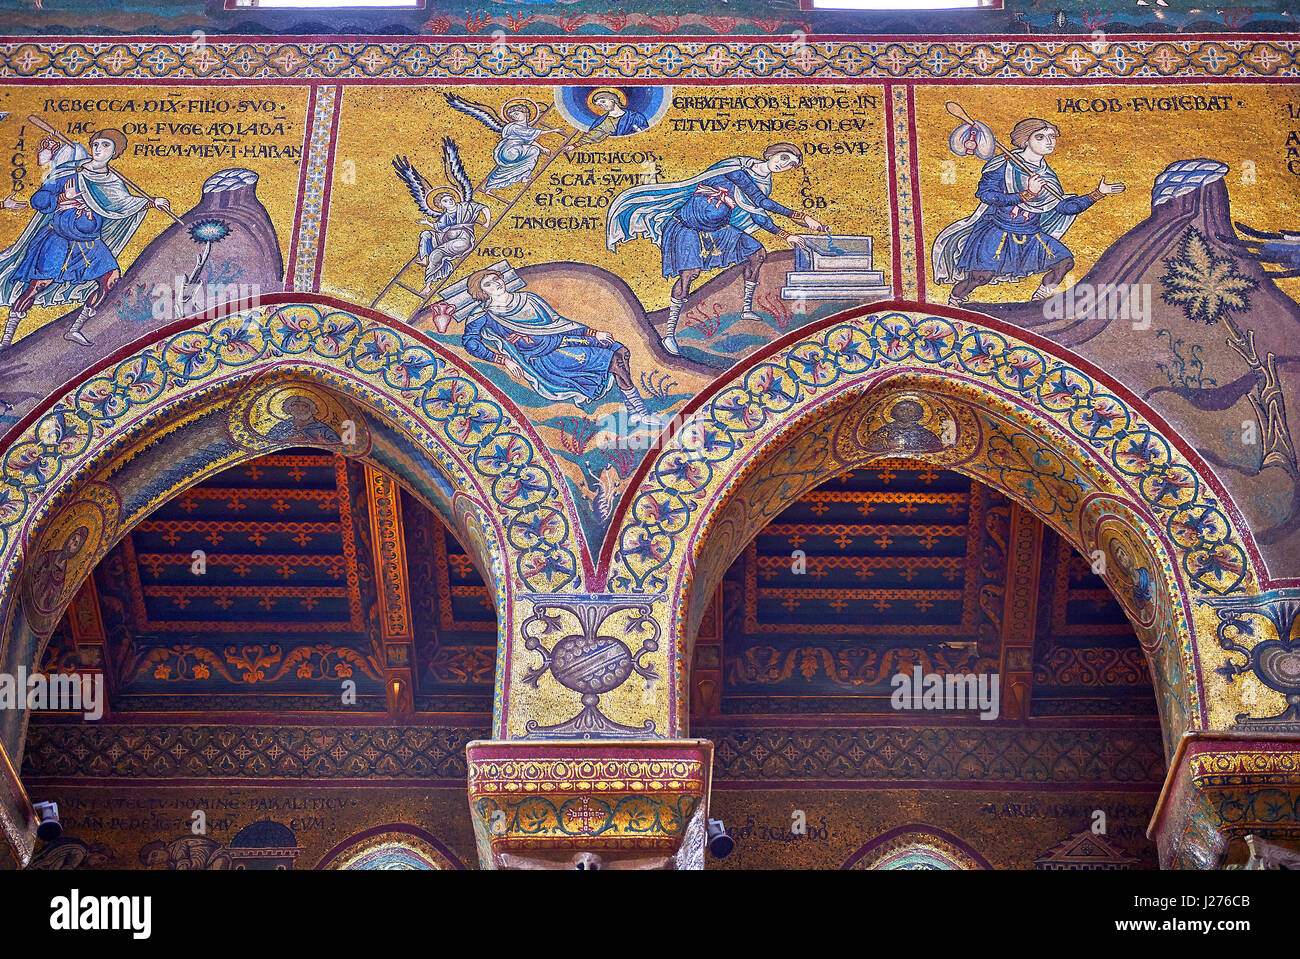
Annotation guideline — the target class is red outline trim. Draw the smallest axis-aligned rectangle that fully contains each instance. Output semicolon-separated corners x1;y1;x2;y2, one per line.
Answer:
595;298;1291;590
662;365;1210;732
905;84;927;303
313;823;468;872
840;822;995;869
883;83;903;299
0;290;594;584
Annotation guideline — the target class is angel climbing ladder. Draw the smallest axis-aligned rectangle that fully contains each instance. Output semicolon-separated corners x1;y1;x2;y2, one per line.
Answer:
393;140;491;298
370;95;574;321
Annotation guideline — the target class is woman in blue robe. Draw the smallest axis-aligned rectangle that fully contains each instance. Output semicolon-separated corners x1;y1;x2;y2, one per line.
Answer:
931;118;1123;305
462;269;653;422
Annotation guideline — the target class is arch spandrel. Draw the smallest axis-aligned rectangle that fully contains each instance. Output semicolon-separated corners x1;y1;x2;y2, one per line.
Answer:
0;296;589;759
609;308;1271;750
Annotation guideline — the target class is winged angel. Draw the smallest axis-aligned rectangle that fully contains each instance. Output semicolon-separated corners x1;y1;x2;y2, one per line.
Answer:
393;138;491;296
444;94;565;199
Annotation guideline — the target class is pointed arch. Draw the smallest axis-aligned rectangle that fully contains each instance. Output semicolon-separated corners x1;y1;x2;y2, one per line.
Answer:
842;825;992;870
608;306;1268;752
0;294;589;772
315;824;466;870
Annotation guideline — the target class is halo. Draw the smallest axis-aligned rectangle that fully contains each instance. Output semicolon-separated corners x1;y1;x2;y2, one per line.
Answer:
586;87;628;112
265;384;328;424
426;186;463;207
501;98;540;125
26;501;108;621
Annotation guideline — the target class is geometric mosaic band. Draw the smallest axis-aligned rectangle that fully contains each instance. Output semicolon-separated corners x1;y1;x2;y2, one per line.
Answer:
20;723;1165;784
1;38;1297;82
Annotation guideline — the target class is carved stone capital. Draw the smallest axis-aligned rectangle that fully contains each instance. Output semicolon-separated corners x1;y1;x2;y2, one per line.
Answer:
1149;734;1300;869
0;742;34;870
466;739;713;869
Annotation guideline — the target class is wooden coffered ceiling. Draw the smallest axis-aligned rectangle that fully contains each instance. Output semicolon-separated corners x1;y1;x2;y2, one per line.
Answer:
35;452;1153;726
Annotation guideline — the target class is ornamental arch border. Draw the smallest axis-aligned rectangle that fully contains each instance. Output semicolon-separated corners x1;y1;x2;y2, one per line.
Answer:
0;295;587;763
645;372;1206;752
606;304;1271;750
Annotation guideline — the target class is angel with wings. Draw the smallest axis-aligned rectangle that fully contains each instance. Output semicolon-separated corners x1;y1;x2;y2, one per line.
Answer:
393;138;491;296
444;94;565;199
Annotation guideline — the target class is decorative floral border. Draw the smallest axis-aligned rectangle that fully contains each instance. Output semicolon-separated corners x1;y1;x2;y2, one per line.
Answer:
613;312;1254;599
291;86;339;292
0;301;584;660
0;37;1295;82
610;310;1266;736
